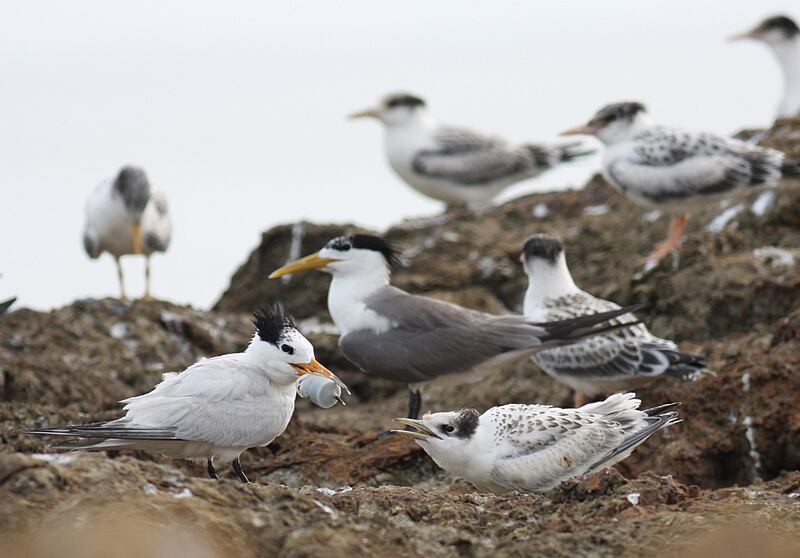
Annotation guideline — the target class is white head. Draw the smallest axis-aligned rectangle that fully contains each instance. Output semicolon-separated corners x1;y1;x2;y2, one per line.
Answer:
728;15;800;49
245;305;348;390
392;409;482;471
561;101;651;145
269;234;400;282
349;92;429;127
520;235;577;299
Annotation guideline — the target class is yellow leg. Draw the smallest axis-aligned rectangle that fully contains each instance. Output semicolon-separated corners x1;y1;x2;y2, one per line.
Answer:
115;257;127;301
143;256;152;300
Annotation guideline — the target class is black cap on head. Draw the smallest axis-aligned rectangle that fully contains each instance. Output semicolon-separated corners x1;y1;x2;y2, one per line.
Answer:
253;303;296;345
382;92;426;110
325;234;402;267
522;235;564;263
453;409;480;439
756;15;800;38
589;101;647;128
113;165;151;213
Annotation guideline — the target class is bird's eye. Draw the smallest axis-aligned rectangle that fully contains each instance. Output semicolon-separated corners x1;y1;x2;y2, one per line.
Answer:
443;425;455;434
339;244;350;251
281;344;294;355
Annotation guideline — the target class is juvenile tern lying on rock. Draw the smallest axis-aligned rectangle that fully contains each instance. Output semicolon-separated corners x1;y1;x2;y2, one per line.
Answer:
562;102;800;267
24;305;347;483
83;166;171;300
729;15;800;119
350;92;593;209
393;393;680;493
270;234;642;419
521;235;707;406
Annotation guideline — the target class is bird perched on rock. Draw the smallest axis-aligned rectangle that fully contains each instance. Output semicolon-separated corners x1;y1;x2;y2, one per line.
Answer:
392;392;679;493
24;305;347;483
520;235;707;406
729;15;800;119
270;234;641;419
350;92;593;210
83;166;171;300
561;102;800;267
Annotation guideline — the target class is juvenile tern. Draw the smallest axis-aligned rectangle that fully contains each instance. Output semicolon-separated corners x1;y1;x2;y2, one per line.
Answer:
270;234;642;419
393;392;679;493
562;102;800;266
350;92;593;209
521;235;707;405
83;166;172;300
729;15;800;118
24;305;347;483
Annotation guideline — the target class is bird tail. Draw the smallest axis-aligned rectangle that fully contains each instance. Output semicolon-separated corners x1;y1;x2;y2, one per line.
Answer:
638;343;713;381
523;142;596;168
0;297;16;317
781;159;800;179
532;304;646;351
21;423;180;451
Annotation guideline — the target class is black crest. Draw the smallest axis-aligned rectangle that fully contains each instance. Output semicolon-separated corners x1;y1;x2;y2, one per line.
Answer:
325;234;402;267
453;409;480;439
113;165;151;214
589;101;647;128
253;303;296;345
757;15;799;37
382;92;426;110
522;235;564;263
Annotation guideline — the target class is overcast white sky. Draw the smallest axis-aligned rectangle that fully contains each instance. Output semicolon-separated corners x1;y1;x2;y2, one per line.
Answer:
1;1;797;310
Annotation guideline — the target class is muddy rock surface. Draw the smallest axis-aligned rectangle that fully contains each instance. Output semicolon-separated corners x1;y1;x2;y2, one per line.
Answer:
4;124;800;556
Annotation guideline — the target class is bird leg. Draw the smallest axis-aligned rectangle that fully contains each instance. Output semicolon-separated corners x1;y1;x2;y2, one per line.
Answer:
644;213;688;267
207;458;220;480
232;457;250;484
143;255;152;300
407;388;422;421
573;392;591;408
114;257;127;301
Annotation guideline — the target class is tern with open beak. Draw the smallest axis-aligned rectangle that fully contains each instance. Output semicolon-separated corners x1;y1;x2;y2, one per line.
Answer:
392;393;680;493
728;15;800;119
521;235;708;406
83;166;172;300
350;92;593;210
270;234;643;419
561;102;800;268
24;304;348;483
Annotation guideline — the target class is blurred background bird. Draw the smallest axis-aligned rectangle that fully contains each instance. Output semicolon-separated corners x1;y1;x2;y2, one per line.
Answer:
729;15;800;119
82;166;171;300
350;92;594;211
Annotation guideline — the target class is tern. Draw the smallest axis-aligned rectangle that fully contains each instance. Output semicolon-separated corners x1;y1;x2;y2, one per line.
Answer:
562;102;800;266
350;92;593;209
83;166;171;300
270;234;642;419
393;392;680;493
521;235;707;406
729;15;800;119
24;305;347;483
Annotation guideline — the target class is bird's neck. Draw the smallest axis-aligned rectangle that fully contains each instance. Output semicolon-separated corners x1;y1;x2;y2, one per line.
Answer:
772;39;800;117
385;111;437;134
327;268;392;334
523;256;579;313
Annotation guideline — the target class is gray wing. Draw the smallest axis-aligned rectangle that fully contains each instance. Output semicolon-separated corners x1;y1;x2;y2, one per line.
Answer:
82;226;101;258
607;126;784;202
411;126;545;186
143;190;171;253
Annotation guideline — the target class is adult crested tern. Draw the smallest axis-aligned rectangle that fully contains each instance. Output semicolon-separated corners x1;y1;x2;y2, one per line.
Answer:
392;392;680;493
83;165;172;300
562;102;800;266
521;235;707;405
24;305;347;483
350;92;594;209
729;15;800;118
270;234;642;419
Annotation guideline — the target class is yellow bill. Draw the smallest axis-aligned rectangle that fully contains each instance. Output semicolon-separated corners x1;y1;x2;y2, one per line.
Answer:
348;108;380;119
269;252;337;278
290;358;349;393
132;223;143;254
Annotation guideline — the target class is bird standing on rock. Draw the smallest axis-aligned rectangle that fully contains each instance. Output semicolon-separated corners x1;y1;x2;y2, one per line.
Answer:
83;166;171;300
350;92;594;210
24;305;348;483
729;15;800;119
270;233;643;420
392;392;680;493
561;102;800;268
521;235;708;406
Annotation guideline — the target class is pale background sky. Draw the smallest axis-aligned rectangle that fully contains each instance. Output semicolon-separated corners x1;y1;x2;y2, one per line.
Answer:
1;1;796;310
